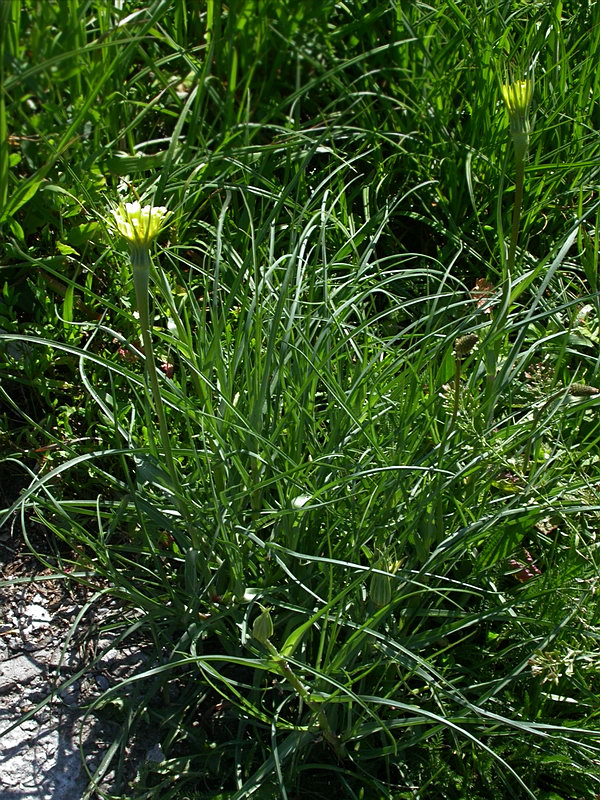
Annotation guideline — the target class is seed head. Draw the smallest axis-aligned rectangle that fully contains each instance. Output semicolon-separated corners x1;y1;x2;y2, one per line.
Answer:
111;201;170;248
569;382;599;397
454;334;479;358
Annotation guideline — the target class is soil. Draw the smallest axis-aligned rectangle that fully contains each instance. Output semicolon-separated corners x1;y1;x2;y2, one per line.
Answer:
0;494;156;800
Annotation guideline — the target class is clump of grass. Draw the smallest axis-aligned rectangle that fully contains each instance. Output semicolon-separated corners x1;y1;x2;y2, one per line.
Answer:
2;2;600;799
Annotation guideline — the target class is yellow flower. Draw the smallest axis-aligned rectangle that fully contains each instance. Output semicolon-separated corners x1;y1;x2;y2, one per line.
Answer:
501;79;533;134
111;201;170;247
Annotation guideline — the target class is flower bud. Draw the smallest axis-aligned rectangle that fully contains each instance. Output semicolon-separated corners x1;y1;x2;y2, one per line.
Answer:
501;78;533;163
252;607;274;644
501;79;533;135
369;569;392;609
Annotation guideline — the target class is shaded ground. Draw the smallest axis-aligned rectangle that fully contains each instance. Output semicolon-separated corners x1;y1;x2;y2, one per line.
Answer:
0;499;154;800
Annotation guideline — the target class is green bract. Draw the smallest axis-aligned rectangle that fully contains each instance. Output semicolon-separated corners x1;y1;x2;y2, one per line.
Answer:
501;79;533;134
252;607;274;644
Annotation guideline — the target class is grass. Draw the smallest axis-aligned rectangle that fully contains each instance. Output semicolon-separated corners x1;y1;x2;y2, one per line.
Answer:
2;1;600;798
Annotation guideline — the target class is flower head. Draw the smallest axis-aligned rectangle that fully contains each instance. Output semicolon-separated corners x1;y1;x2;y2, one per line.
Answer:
454;333;479;358
501;79;533;135
111;201;170;249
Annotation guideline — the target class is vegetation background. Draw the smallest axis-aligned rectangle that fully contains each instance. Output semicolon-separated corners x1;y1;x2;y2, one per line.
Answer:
2;1;600;798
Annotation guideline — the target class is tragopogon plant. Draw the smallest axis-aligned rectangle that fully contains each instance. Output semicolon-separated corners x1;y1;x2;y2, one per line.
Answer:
111;202;184;505
483;78;534;425
501;78;533;276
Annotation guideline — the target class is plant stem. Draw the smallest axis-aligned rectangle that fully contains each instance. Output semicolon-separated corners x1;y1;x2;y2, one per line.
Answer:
451;356;462;427
264;639;344;760
486;130;528;426
523;388;565;475
506;146;526;276
131;248;178;484
130;247;206;555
